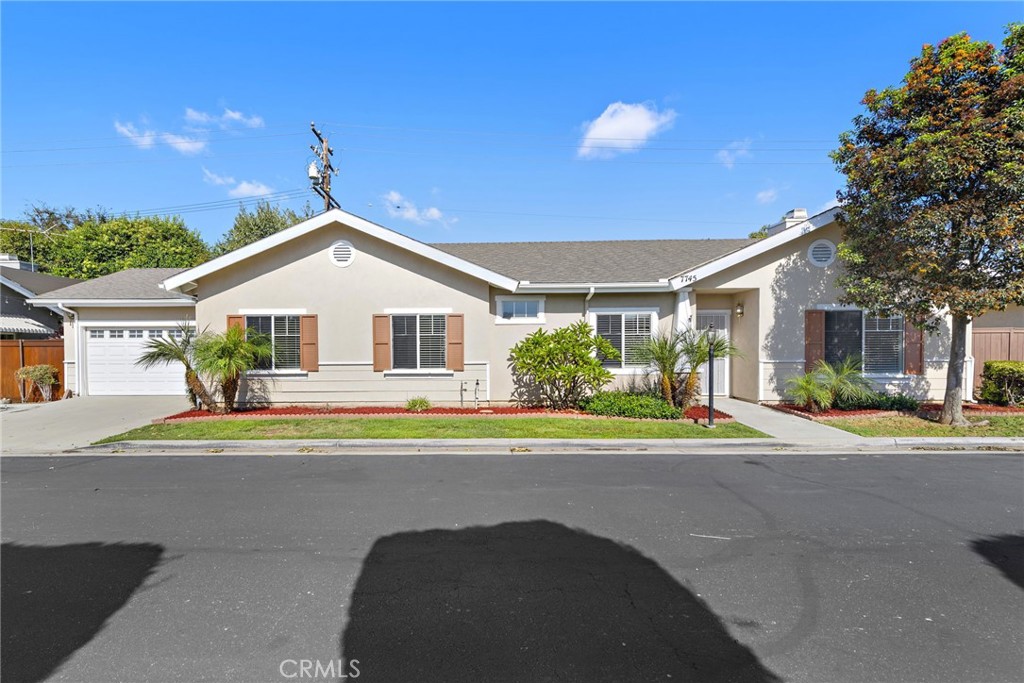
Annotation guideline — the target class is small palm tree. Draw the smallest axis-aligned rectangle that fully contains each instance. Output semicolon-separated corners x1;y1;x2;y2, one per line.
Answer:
636;331;685;404
785;371;833;412
678;328;742;409
136;323;217;411
193;326;272;413
814;356;874;408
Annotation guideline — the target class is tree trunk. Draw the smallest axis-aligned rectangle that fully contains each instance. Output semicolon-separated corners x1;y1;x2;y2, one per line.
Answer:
186;370;217;412
222;374;239;414
661;374;674;404
938;313;970;426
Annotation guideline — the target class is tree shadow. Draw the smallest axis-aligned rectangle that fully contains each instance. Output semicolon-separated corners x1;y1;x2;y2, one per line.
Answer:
1;542;164;683
971;534;1024;590
340;520;780;683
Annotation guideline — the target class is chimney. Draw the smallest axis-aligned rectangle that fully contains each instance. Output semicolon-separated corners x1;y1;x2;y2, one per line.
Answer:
0;253;36;271
766;208;808;236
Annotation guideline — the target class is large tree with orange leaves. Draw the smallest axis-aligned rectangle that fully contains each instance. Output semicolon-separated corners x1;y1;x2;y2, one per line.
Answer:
831;25;1024;425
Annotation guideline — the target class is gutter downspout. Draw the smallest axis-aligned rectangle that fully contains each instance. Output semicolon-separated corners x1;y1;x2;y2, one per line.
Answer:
584;286;596;318
56;303;80;398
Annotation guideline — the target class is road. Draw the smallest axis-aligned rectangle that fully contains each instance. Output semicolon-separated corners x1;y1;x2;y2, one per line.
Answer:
2;452;1022;683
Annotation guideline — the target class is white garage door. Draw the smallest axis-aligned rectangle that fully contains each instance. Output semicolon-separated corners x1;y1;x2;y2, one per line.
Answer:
86;328;186;396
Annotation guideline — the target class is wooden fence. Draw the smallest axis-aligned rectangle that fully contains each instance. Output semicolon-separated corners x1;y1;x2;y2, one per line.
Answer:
0;340;65;402
972;328;1024;393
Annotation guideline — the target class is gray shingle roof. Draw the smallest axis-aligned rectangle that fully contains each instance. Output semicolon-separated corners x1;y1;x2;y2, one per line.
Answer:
30;268;192;301
0;267;82;295
430;238;757;283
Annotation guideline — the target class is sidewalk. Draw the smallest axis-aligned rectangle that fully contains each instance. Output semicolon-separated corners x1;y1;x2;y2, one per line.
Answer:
713;397;865;444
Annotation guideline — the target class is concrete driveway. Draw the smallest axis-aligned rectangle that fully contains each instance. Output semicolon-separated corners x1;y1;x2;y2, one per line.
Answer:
1;396;185;454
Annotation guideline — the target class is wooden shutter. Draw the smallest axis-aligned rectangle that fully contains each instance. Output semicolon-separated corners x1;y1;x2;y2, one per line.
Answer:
446;314;464;371
299;314;319;372
227;315;244;330
805;310;825;372
372;315;392;372
904;318;924;375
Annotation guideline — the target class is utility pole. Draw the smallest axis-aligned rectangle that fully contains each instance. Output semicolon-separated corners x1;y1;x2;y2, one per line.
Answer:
308;122;340;212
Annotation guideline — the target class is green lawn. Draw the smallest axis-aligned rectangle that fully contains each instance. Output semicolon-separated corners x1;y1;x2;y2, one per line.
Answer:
97;416;768;443
829;415;1024;438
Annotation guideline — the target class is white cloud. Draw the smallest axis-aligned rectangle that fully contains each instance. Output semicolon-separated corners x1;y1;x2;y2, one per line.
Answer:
716;138;753;169
114;120;157;149
186;107;264;129
202;167;235;186
383;190;449;225
228;180;274;198
160;132;206;155
577;101;677;159
818;197;841;213
756;188;778;204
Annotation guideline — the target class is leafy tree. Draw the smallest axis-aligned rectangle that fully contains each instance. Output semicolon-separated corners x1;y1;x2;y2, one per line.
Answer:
508;320;618;409
213;200;314;256
45;216;210;278
636;331;686;404
194;326;272;413
748;224;772;240
23;202;111;232
675;328;741;409
831;25;1024;425
0;220;55;268
135;323;218;412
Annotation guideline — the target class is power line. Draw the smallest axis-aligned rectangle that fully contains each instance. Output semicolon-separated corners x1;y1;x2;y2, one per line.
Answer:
115;188;308;217
5;131;307;154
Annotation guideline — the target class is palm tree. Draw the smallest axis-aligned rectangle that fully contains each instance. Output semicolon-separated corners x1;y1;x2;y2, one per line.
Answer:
193;326;272;413
785;371;833;412
677;328;742;409
636;331;686;404
136;323;217;411
814;356;874;408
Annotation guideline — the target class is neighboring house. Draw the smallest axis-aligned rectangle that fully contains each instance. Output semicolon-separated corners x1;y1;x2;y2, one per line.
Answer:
0;254;81;339
29;208;1024;403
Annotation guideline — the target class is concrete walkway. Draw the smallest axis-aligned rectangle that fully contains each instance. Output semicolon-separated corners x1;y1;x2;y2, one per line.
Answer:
1;396;184;453
714;397;865;444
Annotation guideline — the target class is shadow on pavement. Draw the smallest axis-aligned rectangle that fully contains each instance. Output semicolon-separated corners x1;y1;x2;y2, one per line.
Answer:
341;520;780;682
972;533;1024;590
1;542;164;683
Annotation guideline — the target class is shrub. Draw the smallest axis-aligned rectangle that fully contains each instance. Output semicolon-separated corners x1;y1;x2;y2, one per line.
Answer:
785;371;832;412
406;396;431;412
980;361;1024;406
508;321;617;409
15;364;59;402
834;391;921;411
815;356;874;407
581;391;679;420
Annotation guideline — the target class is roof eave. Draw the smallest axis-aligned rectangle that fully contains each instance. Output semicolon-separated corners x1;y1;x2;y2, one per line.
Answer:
516;281;673;294
26;298;196;307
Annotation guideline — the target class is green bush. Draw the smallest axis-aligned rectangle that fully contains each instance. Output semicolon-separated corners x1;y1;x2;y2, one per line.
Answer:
785;371;833;412
834;391;921;411
980;361;1024;406
581;391;679;420
15;364;59;402
405;396;431;412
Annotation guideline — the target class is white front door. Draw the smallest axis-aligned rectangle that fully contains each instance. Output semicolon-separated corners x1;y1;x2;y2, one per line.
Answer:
696;311;730;396
85;328;185;396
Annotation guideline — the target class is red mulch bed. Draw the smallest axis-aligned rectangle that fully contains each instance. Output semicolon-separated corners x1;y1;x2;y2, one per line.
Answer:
769;401;1023;421
162;404;733;423
918;402;1024;415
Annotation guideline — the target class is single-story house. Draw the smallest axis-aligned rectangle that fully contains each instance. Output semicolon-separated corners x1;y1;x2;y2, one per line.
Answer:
0;254;81;339
28;207;1024;403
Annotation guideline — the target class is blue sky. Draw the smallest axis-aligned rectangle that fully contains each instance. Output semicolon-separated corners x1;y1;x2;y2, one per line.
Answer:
2;2;1018;245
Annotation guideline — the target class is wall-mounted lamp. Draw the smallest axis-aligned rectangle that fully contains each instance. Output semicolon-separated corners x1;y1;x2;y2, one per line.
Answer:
734;302;745;317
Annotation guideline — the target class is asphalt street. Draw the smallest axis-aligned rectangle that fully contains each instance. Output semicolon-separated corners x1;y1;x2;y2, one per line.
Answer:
2;452;1022;683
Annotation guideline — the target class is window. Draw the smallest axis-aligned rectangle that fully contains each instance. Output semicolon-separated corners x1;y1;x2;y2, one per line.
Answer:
109;329;124;339
90;329;104;339
496;297;544;323
128;329;143;339
824;311;904;374
245;315;300;370
595;312;653;368
391;314;446;369
147;330;162;338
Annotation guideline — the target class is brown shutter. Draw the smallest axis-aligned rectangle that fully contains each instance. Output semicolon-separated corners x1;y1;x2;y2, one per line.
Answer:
904;318;924;375
446;314;464;371
372;314;392;372
227;315;244;330
299;314;319;372
805;310;825;372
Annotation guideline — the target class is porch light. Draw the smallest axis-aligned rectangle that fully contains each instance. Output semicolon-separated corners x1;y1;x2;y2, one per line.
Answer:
735;302;744;317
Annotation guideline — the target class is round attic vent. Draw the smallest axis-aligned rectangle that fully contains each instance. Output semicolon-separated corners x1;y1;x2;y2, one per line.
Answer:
329;240;355;268
807;239;836;268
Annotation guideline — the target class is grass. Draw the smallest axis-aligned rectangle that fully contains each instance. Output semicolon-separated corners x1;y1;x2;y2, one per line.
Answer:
829;415;1024;438
96;416;768;443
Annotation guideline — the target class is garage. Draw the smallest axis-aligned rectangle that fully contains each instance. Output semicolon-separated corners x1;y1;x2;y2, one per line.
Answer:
85;327;186;395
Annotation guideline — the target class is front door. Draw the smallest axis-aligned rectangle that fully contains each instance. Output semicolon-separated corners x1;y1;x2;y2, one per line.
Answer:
696;311;730;396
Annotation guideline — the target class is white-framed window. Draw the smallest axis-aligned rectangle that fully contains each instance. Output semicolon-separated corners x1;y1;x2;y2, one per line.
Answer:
89;329;105;339
245;315;300;370
169;328;184;340
824;310;904;374
495;296;545;324
128;329;143;339
109;329;124;339
593;310;656;369
391;314;446;370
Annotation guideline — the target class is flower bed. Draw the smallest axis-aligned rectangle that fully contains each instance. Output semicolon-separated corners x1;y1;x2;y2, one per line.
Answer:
768;401;1024;422
161;404;733;424
917;402;1024;415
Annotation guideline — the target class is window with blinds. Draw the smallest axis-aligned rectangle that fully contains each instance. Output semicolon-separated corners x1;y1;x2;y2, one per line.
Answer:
245;315;300;370
596;313;653;368
392;314;446;369
823;311;904;373
824;311;862;365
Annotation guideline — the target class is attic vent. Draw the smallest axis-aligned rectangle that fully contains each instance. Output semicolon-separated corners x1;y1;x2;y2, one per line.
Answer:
329;240;355;268
807;239;836;268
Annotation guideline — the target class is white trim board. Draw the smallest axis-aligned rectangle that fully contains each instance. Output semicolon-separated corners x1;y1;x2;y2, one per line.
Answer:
162;209;519;293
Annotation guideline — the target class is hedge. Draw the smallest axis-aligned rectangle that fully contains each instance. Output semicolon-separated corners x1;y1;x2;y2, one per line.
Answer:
581;392;679;420
980;361;1024;406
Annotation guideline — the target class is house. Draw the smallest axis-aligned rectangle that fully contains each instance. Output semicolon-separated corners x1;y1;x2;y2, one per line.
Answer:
0;254;81;339
28;207;1024;403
